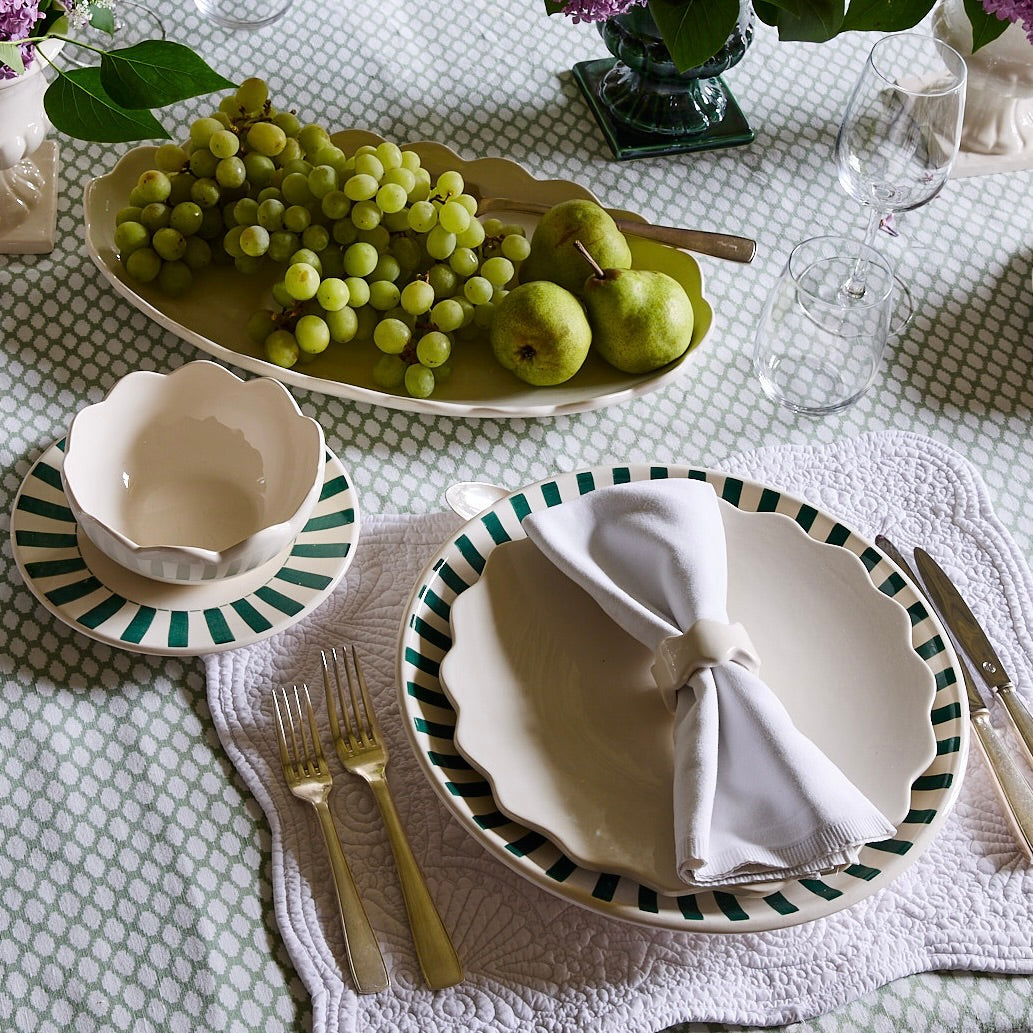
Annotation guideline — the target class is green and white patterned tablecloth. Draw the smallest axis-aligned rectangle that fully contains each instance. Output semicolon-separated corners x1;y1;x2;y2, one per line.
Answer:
1;0;1031;1028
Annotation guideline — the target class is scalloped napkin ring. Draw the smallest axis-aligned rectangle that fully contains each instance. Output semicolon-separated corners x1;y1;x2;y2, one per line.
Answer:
653;619;760;712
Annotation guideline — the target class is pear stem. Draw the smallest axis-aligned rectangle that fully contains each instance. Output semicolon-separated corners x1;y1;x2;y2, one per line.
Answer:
573;239;606;279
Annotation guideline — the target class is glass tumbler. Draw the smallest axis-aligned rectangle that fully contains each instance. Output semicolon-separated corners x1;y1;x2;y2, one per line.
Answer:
194;0;294;29
753;235;895;415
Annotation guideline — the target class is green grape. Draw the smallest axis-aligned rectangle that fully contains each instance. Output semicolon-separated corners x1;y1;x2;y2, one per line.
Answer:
425;225;456;261
481;256;515;287
154;143;189;173
435;169;464;199
343;173;379;202
381;167;416;195
115;205;143;226
298;124;331;156
383;209;411;234
198;206;225;239
169;201;204;236
157;260;192;296
332;217;358;247
246;308;277;345
232;197;260;227
430;299;464;333
463;275;493;306
189;116;224;149
368;280;401;311
407;200;436;233
454;296;475;328
243;152;277;188
271;280;294;308
114;221;150;256
239;225;270;257
404;362;436;399
317;247;345;279
295;314;331;354
301;224;330;252
370;254;401;283
325;306;359;343
257;197;286;230
448;247;479;278
400;149;422;172
135;170;172;204
343;241;379;277
344;276;370;307
501;232;531;262
211;109;232;128
357;225;390;251
282;204;312;233
167;174;194;206
472;300;496;328
310;145;348;172
321;190;351;221
265;328;300;368
139;202;171;232
284;261;321;300
215;156;247;189
281;171;316;206
353;153;384;180
274;137;304;167
307;164;338;198
235;76;269;114
438;200;471;234
427;263;458;298
208;129;240;159
280;157;312;178
390;234;422;271
246;120;287;157
152;226;187;262
315;276;349;311
182;236;213;270
350;199;382;231
188;148;219;179
375;182;408;215
267;230;300;263
223;225;247;259
273;110;302;137
290;247;322;273
455;193;478;216
372;353;407;390
235;255;265;275
375;141;403;170
354;305;379;340
373;317;411;354
127;185;150;208
481;217;505;237
400;278;435;316
432;361;453;383
125;247;161;282
416;330;451;367
455;218;486;249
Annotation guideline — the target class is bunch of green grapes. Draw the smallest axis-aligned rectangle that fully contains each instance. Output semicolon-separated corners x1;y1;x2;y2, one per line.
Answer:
112;76;531;399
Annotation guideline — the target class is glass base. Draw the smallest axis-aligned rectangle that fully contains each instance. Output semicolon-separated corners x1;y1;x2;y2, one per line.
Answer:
572;57;755;160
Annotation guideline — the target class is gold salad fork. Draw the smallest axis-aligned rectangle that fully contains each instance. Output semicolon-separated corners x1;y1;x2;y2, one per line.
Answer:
272;684;390;994
322;646;464;989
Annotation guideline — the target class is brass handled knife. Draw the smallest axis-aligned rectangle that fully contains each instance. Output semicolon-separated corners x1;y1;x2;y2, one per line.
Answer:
914;548;1033;770
876;537;1033;857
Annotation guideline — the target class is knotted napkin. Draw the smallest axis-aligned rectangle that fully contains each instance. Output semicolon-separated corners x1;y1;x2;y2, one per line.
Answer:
522;477;896;887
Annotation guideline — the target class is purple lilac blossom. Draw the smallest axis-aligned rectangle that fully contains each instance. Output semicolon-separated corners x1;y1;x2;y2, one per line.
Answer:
560;0;645;23
1;0;43;78
980;0;1033;44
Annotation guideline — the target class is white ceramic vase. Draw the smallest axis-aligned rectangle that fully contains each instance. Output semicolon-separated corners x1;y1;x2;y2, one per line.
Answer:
0;60;51;235
932;0;1033;174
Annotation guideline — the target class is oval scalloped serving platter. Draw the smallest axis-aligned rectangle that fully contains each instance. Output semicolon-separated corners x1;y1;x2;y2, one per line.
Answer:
83;131;714;419
397;464;968;932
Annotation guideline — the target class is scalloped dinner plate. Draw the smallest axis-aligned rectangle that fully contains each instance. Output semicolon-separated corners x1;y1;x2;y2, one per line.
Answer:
83;131;714;419
397;465;968;932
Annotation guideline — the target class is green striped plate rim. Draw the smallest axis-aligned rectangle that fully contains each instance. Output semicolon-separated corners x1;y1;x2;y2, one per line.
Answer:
397;464;968;932
10;439;359;657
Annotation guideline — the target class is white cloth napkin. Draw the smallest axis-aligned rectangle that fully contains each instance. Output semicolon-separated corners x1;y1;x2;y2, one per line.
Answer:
204;431;1033;1033
521;478;896;887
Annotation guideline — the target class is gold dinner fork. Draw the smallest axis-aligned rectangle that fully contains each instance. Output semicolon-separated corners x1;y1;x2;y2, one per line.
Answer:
321;646;464;989
272;684;390;994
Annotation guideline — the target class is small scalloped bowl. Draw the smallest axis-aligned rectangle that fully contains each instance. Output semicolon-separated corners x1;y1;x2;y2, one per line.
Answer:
61;361;326;584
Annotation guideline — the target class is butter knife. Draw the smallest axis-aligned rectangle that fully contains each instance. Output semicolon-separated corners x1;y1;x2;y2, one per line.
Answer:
914;548;1033;770
875;537;1033;857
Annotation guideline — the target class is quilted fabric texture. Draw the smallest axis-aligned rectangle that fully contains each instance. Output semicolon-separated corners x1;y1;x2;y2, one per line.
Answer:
205;430;1033;1033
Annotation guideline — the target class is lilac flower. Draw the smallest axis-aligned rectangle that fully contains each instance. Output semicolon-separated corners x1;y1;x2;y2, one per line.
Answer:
980;0;1033;44
1;0;43;79
559;0;646;24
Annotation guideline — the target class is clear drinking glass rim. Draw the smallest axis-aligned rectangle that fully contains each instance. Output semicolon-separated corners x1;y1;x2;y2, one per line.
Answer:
867;31;968;97
786;234;896;305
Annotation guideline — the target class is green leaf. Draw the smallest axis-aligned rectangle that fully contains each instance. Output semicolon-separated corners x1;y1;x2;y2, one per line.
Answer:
648;0;742;71
0;42;26;75
543;0;566;14
44;67;170;143
841;0;935;31
962;0;1010;49
765;0;846;42
99;40;237;110
88;4;117;34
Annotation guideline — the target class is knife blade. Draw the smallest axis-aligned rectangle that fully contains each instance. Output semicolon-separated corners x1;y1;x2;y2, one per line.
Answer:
875;536;1033;857
914;547;1033;770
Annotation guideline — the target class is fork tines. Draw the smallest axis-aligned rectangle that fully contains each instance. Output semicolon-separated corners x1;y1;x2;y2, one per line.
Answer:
321;646;380;750
273;683;327;776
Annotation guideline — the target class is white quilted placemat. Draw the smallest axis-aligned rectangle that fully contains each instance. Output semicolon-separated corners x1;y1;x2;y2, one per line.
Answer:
205;429;1033;1033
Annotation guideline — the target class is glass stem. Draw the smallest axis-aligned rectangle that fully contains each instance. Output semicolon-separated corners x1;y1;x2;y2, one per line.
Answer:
842;207;882;299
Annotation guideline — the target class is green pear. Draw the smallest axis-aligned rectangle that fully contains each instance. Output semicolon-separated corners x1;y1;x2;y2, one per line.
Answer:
519;199;632;295
490;281;592;386
577;243;695;374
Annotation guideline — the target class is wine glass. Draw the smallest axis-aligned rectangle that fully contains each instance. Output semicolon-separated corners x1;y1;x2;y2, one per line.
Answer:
834;32;967;330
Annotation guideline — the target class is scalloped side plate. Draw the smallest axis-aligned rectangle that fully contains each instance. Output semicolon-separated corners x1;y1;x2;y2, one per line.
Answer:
83;131;714;418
